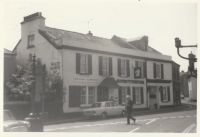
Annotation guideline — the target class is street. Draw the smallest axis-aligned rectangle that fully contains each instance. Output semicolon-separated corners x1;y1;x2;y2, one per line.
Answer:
44;109;196;133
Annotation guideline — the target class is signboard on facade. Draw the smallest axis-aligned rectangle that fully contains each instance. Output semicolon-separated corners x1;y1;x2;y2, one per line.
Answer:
134;67;141;78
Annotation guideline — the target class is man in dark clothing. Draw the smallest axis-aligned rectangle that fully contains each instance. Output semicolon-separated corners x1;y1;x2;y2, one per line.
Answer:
126;95;136;125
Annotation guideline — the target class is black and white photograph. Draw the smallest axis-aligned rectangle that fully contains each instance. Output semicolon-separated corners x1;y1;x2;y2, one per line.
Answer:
1;0;198;134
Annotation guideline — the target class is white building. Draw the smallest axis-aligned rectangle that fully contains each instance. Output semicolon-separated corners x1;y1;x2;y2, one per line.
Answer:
14;12;180;113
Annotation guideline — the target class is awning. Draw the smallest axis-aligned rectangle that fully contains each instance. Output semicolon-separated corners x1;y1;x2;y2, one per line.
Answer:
98;77;119;88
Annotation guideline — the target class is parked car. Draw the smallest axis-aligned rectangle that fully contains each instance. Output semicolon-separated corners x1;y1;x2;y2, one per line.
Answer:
3;109;30;132
83;101;126;119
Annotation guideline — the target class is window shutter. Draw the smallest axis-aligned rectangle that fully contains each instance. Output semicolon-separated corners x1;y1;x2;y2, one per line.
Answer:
143;62;146;78
118;59;121;77
161;64;164;79
109;57;112;76
69;86;81;107
127;87;131;95
132;87;136;104
141;87;144;104
88;54;92;74
99;56;103;75
126;60;130;77
76;53;80;74
118;87;122;105
153;63;156;79
167;86;170;101
160;86;163;102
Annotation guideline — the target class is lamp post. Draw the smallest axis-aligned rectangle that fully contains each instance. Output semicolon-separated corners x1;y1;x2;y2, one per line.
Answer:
25;54;44;132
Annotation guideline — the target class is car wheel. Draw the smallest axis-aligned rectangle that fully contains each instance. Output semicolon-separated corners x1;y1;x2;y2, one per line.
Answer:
121;110;126;117
101;112;107;119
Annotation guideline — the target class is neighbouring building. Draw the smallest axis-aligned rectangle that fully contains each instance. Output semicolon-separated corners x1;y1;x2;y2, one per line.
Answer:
4;48;17;101
13;12;180;113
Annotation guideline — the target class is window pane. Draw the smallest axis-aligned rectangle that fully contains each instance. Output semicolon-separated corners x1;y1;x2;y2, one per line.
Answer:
80;87;86;104
156;64;161;78
102;57;109;76
121;59;127;76
135;87;141;104
88;87;95;104
80;54;88;73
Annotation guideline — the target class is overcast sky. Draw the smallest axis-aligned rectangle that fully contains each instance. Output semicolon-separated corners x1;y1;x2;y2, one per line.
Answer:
1;0;197;71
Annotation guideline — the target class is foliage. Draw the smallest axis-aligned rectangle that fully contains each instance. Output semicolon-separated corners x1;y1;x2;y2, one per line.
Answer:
5;61;63;102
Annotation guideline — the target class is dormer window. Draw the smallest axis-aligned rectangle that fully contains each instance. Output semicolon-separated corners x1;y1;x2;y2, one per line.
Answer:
27;34;35;48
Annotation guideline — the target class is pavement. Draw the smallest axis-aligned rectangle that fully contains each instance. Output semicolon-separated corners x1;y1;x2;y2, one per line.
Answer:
44;99;196;125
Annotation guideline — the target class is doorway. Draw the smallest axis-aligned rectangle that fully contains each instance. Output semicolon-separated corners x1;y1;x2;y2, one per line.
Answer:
148;86;158;110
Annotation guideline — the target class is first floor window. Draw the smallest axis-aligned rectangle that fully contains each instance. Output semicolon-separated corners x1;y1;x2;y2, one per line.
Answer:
27;34;35;48
76;53;92;75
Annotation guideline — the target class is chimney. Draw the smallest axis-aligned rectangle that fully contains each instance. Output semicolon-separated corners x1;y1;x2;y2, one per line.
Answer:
142;36;148;51
87;30;93;36
21;12;45;24
21;12;45;39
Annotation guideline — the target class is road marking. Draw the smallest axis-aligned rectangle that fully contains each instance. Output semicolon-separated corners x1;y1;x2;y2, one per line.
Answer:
169;116;176;119
145;119;157;125
45;115;196;132
161;117;168;119
129;127;140;133
178;116;184;118
182;124;196;133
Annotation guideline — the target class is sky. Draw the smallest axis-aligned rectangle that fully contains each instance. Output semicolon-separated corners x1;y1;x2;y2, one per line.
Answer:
0;0;198;71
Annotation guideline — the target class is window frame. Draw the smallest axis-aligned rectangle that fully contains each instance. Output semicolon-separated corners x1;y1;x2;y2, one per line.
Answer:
27;34;35;48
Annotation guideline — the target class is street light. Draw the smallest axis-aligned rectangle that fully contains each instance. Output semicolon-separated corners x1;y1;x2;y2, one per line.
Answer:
174;37;197;76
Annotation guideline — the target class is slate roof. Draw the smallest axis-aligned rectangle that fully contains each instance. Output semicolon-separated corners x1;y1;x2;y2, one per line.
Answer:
38;26;171;61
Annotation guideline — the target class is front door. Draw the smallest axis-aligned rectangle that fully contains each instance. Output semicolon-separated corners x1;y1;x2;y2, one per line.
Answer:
148;86;157;110
97;87;109;101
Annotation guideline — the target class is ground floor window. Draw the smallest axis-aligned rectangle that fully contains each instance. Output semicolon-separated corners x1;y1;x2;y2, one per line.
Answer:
69;86;96;107
132;87;144;104
88;87;95;104
160;86;170;102
119;86;130;105
80;87;87;104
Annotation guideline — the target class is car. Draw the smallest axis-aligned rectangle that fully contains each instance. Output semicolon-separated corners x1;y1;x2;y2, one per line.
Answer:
83;101;126;119
3;109;31;132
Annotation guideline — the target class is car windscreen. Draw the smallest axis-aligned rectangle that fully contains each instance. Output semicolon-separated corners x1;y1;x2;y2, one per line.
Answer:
4;111;15;121
92;103;101;107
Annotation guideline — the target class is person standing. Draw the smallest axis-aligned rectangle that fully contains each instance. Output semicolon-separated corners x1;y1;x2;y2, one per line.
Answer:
126;95;136;125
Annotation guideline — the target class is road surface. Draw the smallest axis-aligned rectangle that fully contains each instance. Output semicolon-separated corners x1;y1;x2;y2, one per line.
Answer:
44;109;196;133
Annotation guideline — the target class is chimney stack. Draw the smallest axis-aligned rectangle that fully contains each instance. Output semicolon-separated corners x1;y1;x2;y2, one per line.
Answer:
21;12;45;24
